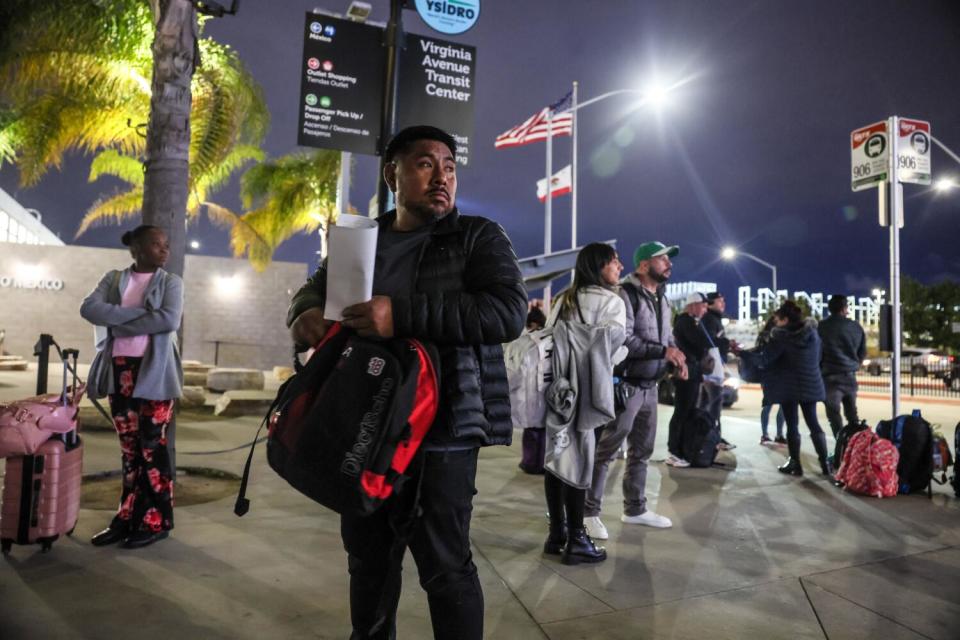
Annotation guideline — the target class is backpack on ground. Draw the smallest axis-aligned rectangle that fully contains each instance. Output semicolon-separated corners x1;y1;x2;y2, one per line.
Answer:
876;410;934;496
834;429;900;498
931;429;953;487
681;408;721;468
950;421;960;497
235;322;440;517
832;420;869;469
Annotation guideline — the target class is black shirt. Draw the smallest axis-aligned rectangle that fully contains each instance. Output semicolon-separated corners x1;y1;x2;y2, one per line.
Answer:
372;223;433;299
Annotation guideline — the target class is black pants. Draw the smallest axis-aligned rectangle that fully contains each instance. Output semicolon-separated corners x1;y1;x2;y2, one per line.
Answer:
823;372;859;437
781;401;825;457
340;448;483;640
668;377;701;458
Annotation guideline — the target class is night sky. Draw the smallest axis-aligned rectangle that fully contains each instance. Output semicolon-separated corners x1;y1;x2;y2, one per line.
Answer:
3;0;959;308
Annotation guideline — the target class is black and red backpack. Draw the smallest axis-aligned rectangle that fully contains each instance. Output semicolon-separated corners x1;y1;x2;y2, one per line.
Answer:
235;322;440;517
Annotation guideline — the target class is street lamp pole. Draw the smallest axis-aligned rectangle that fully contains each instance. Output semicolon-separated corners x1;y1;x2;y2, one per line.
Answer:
555;88;648;254
722;248;778;297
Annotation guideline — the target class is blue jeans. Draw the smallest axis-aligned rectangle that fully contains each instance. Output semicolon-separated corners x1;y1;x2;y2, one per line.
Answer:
340;448;483;640
760;403;784;438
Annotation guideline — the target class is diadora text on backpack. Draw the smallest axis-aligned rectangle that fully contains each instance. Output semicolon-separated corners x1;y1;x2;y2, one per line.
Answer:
235;323;440;517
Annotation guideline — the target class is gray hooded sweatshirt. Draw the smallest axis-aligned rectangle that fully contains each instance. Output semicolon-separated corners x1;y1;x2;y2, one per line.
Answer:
80;267;183;401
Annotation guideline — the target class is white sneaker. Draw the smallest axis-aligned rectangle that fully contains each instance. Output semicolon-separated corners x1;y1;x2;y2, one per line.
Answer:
584;516;609;540
621;510;672;528
665;455;691;468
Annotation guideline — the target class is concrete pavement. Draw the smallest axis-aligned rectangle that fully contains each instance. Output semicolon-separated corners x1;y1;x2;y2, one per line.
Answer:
1;364;959;639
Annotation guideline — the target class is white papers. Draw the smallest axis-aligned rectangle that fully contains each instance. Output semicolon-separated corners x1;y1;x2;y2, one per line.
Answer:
324;214;379;321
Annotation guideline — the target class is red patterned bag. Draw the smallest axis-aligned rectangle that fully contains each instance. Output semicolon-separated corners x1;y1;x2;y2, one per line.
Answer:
835;429;900;498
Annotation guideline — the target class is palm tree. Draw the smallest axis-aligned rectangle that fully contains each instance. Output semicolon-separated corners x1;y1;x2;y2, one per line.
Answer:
206;149;343;271
0;0;267;275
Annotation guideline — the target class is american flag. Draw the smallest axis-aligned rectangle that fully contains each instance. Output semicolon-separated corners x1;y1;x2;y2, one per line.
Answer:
494;92;573;149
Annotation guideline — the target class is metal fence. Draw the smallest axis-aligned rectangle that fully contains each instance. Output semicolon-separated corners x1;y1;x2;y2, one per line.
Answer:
857;359;959;399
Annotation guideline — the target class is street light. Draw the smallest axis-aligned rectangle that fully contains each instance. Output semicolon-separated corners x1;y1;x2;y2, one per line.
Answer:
721;246;778;294
557;76;689;249
934;177;956;193
189;239;201;250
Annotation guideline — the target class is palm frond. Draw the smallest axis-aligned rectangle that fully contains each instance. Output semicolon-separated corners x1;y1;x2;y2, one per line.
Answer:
76;186;144;237
195;144;263;196
221;206;277;272
203;201;243;230
89;149;144;186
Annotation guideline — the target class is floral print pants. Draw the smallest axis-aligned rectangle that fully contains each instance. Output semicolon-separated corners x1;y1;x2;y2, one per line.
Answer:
108;357;175;533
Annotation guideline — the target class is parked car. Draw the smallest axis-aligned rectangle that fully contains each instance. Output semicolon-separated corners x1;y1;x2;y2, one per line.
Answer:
658;366;740;407
861;348;950;377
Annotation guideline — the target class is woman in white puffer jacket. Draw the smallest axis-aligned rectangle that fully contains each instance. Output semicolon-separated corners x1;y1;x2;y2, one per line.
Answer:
543;242;627;565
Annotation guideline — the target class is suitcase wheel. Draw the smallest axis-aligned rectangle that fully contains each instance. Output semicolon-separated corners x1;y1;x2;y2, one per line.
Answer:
1;539;11;554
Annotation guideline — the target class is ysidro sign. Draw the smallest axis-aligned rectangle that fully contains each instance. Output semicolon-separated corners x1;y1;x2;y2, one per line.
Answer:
415;0;480;35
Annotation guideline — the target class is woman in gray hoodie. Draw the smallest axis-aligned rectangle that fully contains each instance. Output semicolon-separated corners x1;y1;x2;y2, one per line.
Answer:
80;225;183;549
542;243;626;565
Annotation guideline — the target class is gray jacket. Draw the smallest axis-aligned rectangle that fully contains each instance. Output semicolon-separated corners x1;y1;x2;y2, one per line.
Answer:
80;267;183;401
616;275;675;386
543;317;620;489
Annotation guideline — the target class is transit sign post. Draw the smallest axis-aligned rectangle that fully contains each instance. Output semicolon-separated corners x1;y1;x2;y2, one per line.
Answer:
852;116;933;419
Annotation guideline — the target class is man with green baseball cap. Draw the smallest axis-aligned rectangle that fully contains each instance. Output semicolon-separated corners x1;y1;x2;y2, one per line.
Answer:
584;240;686;540
633;241;679;267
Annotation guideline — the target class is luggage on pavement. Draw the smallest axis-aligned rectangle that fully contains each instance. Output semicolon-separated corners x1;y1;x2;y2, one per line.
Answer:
518;426;546;474
876;410;934;496
949;421;960;497
834;429;899;498
832;420;869;469
931;429;953;487
1;335;83;553
681;408;721;468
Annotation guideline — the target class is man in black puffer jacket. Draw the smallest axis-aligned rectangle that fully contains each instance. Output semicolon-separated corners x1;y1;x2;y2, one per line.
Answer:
287;126;526;639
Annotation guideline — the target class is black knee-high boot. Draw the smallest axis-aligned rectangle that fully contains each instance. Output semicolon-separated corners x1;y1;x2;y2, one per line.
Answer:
543;473;566;554
811;432;833;476
778;434;804;476
560;484;606;565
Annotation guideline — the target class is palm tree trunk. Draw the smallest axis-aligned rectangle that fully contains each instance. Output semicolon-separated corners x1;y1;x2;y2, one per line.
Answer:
143;0;196;279
143;0;197;476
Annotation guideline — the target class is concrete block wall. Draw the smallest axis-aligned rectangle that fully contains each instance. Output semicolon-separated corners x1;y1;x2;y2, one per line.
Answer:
0;243;309;371
181;254;308;370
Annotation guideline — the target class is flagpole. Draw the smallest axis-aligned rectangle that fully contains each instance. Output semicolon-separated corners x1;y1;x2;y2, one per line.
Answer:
571;80;578;251
544;108;553;311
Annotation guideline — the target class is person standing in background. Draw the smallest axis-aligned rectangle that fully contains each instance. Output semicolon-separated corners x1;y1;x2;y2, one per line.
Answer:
80;225;183;549
818;294;866;437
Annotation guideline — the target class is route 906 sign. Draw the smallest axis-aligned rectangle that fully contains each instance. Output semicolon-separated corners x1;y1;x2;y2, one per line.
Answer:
851;120;888;192
851;117;931;192
895;118;931;186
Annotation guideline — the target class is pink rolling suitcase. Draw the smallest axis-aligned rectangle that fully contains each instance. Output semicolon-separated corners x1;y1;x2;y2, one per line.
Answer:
0;335;84;553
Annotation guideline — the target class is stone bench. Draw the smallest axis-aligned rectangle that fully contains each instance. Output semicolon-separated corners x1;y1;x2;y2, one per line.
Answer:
182;360;214;373
205;368;265;392
213;390;275;417
272;366;295;383
0;357;29;371
180;385;207;408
